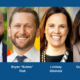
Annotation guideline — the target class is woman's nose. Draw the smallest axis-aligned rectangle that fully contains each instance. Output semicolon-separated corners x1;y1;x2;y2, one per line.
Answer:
53;26;59;33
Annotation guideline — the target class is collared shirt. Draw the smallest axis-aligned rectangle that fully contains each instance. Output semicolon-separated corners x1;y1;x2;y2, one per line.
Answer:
0;41;3;62
7;46;40;62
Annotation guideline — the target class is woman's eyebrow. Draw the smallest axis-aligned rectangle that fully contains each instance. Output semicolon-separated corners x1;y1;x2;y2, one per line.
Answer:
60;24;67;26
48;23;54;25
48;23;67;26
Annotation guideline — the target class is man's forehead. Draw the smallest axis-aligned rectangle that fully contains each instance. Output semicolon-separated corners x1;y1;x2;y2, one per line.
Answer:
12;12;35;24
12;12;33;19
13;12;35;17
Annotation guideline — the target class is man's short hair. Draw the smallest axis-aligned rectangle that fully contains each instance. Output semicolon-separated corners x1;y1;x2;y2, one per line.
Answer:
9;7;39;28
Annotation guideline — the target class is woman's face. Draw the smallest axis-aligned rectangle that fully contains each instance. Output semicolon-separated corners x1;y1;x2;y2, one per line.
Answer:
45;13;69;47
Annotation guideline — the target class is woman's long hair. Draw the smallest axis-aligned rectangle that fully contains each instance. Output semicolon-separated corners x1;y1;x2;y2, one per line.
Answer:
73;10;80;44
40;7;73;59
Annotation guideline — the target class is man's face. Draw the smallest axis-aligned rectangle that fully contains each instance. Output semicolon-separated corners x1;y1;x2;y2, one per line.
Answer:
0;12;4;42
8;12;39;49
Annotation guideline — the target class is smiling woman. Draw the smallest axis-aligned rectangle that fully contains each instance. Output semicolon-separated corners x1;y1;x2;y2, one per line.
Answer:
40;7;73;62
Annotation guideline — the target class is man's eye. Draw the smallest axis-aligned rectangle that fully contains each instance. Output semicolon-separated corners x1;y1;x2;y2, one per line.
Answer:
26;26;30;28
0;23;2;26
16;25;19;27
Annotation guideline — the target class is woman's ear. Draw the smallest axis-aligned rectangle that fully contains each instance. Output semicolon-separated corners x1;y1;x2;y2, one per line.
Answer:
8;27;11;37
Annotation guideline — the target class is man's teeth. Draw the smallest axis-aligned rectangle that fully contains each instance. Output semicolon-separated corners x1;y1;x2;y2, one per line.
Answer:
18;38;26;40
52;36;60;40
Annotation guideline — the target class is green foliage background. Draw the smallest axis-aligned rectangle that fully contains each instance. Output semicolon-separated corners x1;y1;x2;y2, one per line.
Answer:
0;7;7;45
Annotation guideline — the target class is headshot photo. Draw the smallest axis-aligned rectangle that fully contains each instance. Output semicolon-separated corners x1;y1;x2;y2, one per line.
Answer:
40;7;73;62
0;7;7;62
7;7;40;62
73;7;80;62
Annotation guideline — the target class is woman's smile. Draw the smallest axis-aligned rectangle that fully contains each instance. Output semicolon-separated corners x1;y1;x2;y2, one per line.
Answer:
51;35;61;41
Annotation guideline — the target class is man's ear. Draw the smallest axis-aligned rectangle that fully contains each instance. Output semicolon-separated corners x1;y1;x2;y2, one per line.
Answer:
36;28;40;38
2;25;5;32
8;27;11;37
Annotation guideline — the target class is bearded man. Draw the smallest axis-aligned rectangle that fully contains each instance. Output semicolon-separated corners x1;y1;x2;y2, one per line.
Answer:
7;7;40;62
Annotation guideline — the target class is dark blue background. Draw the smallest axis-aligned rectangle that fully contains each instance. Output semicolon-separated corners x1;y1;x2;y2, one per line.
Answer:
0;63;80;80
0;0;80;6
0;0;80;80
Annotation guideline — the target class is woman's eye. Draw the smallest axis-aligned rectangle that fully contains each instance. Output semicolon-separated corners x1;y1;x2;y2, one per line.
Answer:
60;26;65;28
50;25;54;27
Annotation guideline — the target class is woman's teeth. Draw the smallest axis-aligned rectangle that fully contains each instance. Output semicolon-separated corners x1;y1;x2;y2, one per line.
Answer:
52;36;61;40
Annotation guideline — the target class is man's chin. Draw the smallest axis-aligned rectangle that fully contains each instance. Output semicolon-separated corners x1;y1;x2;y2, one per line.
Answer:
11;37;35;50
15;45;29;49
14;43;34;50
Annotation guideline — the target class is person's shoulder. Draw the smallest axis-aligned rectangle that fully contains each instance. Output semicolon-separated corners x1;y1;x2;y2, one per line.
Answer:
35;49;40;53
73;41;80;48
7;53;14;62
2;42;7;47
33;47;40;62
34;48;40;55
73;44;77;49
33;47;40;54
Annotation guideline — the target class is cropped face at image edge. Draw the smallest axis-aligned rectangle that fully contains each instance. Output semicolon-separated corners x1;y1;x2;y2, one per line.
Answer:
0;12;4;42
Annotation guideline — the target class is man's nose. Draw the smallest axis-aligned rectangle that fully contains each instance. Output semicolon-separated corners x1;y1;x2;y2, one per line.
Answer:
19;26;25;34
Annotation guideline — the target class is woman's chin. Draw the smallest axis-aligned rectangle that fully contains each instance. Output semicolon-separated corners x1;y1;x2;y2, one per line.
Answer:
50;43;63;48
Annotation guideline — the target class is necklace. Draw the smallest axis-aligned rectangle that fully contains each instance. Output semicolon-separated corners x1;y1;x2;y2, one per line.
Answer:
41;49;69;62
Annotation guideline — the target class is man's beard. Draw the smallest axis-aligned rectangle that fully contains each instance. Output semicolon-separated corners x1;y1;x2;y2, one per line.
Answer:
11;32;36;50
0;33;4;43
